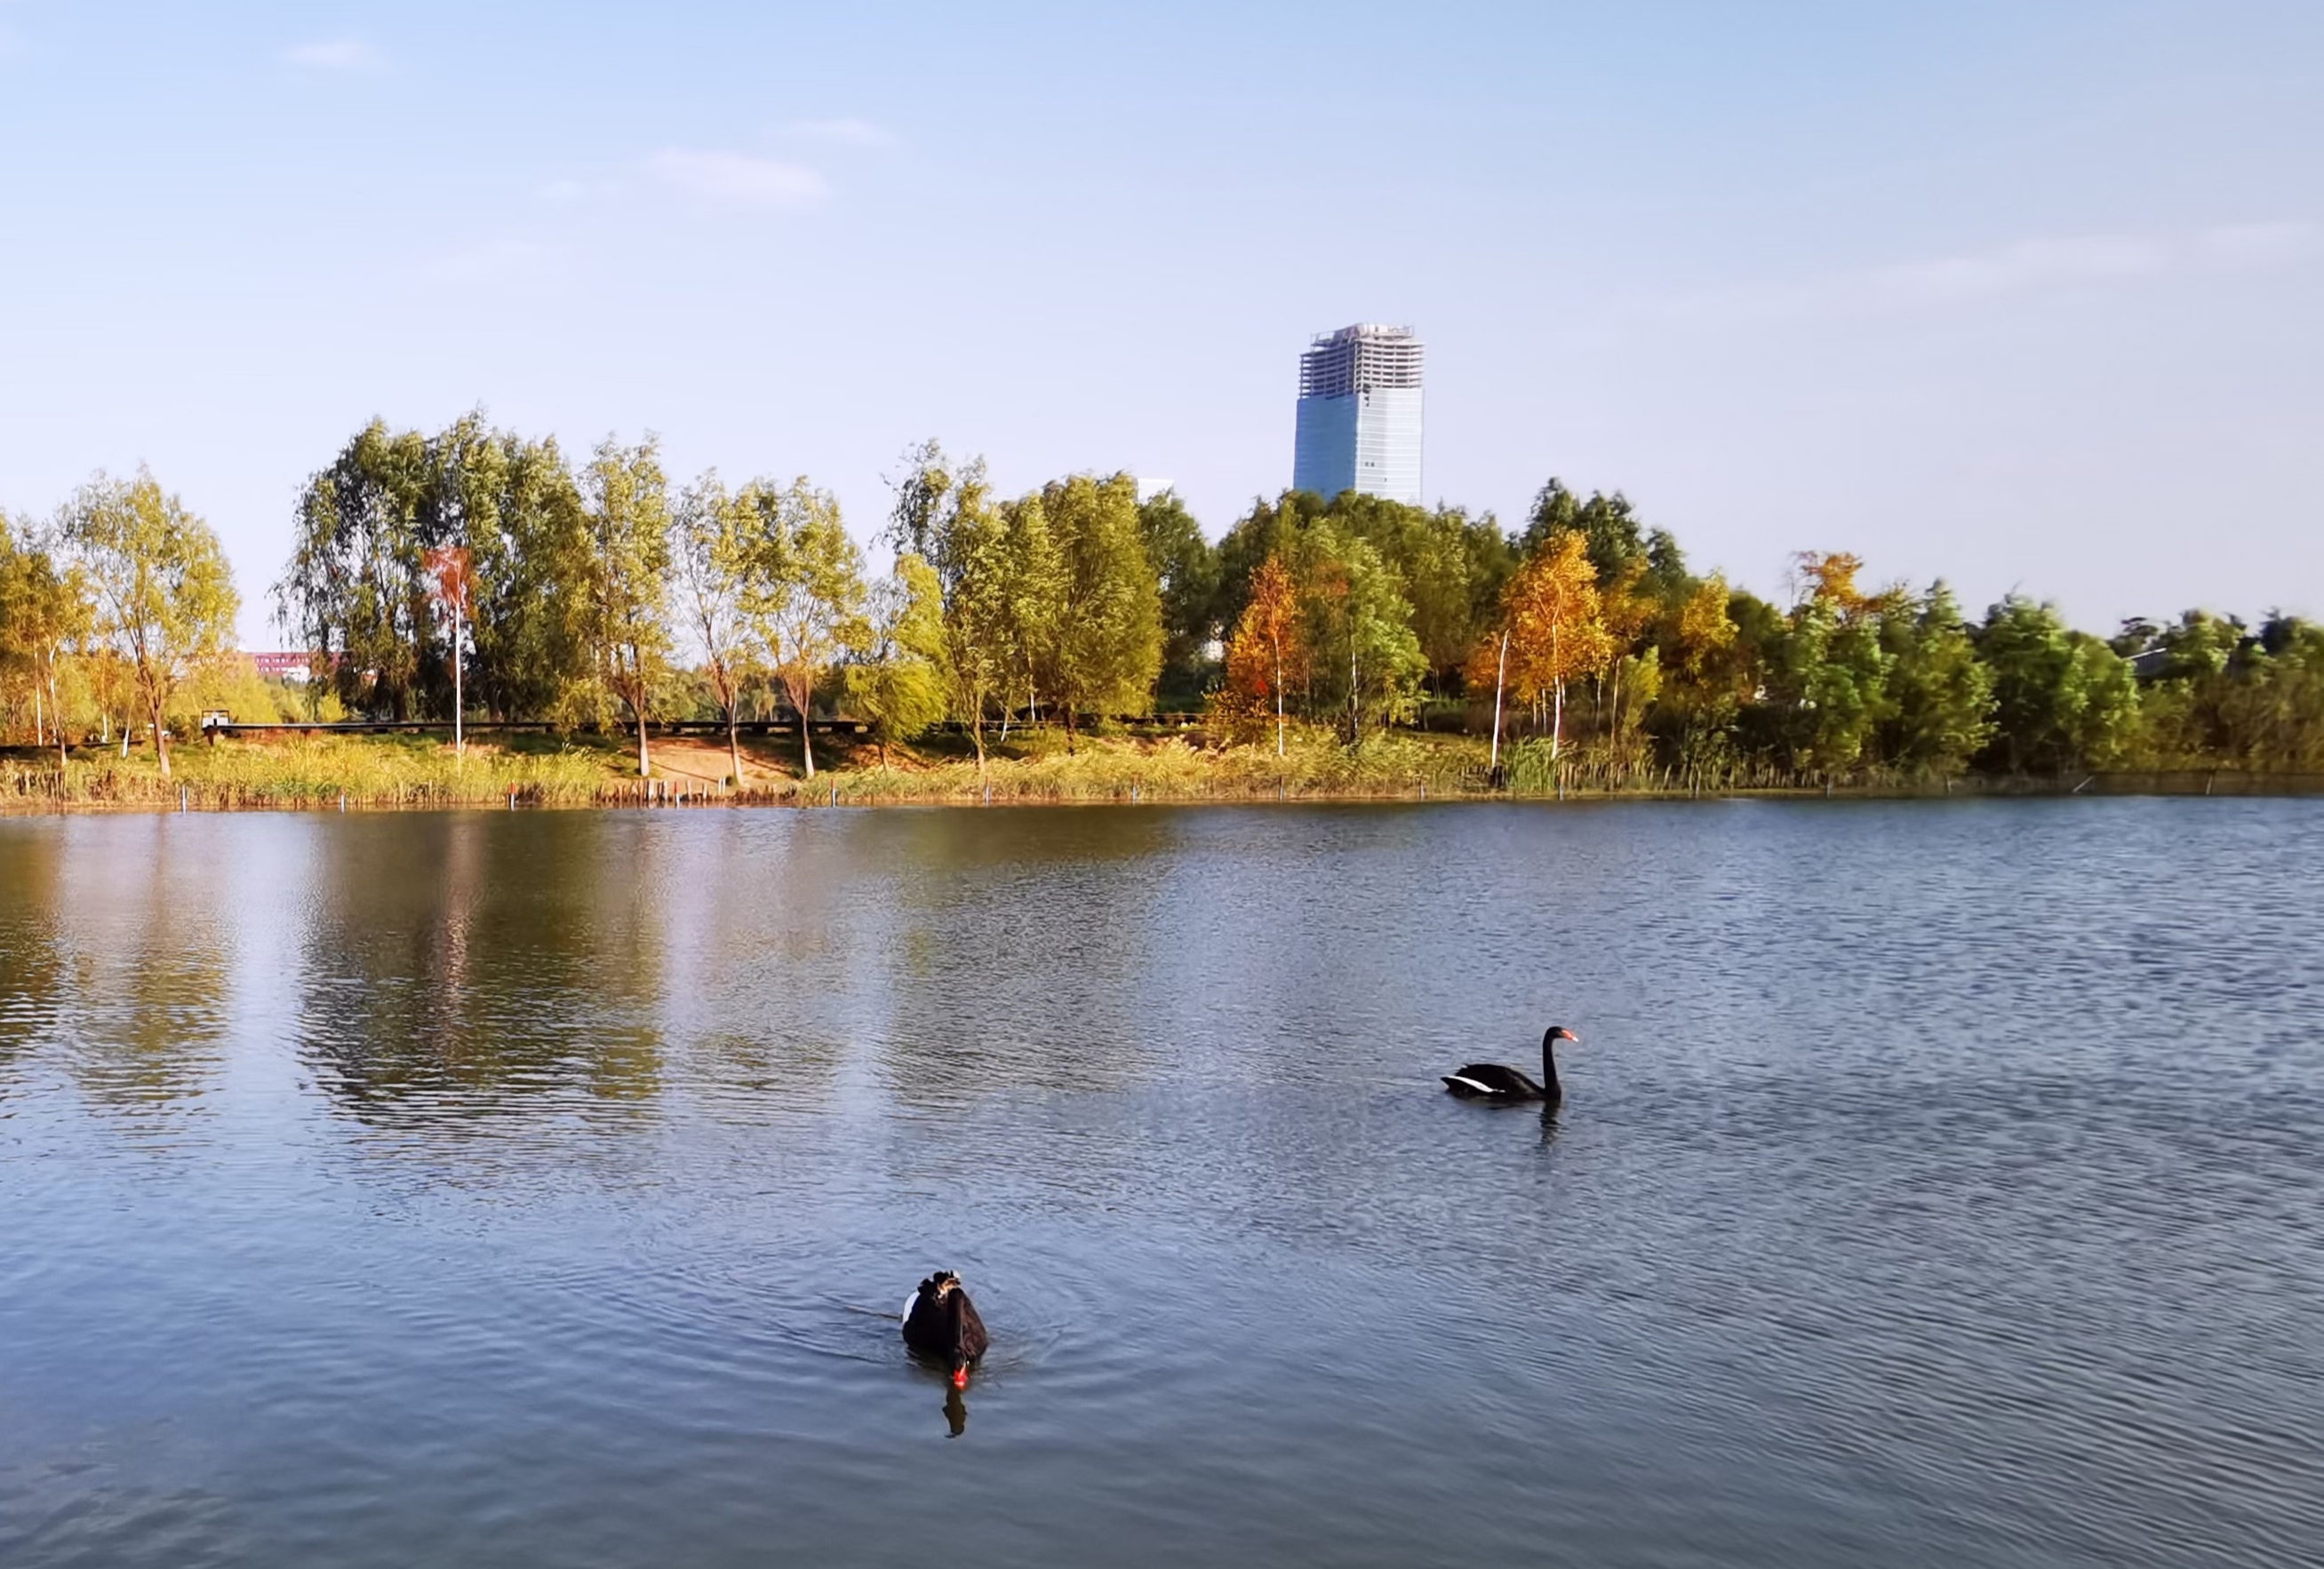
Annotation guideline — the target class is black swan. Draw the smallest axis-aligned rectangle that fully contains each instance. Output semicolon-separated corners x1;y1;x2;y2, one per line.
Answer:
1443;1026;1580;1103
903;1270;990;1387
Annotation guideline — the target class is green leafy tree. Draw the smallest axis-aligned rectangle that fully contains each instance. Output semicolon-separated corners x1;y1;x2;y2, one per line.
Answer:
1767;555;1890;774
276;419;435;719
1521;481;1643;581
844;553;948;767
1879;582;1994;774
427;417;595;727
60;468;240;780
673;470;757;784
1976;595;2140;772
1298;522;1426;740
885;445;1014;784
581;435;673;777
1209;490;1325;645
1136;489;1220;703
998;490;1066;729
1332;494;1509;697
744;478;867;780
1037;473;1162;747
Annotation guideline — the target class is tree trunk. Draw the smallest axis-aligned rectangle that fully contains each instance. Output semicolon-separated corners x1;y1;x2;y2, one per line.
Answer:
52;663;66;769
727;709;744;787
635;703;650;777
1489;630;1509;771
801;712;816;780
32;679;43;748
1274;641;1285;758
1063;704;1077;756
451;607;464;762
1551;679;1565;761
151;696;172;781
971;707;987;787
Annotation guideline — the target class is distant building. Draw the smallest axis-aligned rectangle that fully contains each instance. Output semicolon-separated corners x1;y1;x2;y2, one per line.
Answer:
247;651;320;682
1291;323;1424;506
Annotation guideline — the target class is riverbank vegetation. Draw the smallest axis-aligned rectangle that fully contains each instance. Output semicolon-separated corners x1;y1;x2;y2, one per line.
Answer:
4;417;2321;806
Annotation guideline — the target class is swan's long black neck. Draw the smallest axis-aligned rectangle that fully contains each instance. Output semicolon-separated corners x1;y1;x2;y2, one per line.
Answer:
1539;1036;1564;1098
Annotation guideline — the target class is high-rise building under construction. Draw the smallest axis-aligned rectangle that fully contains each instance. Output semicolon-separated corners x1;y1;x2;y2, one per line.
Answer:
1291;323;1424;506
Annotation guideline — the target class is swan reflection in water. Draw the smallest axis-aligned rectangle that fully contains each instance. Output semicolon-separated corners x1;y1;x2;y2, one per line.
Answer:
942;1382;968;1438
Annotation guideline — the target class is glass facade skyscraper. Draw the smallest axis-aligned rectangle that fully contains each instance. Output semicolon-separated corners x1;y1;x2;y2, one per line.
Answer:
1291;323;1424;506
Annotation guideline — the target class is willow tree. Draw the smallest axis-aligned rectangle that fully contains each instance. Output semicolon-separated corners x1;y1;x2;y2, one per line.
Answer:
744;478;866;780
844;553;948;768
581;436;672;777
886;446;1011;784
276;420;435;720
60;468;239;780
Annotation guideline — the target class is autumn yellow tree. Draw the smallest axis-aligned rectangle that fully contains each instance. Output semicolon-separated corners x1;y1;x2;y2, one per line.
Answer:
1221;553;1307;755
1476;530;1610;761
1792;551;1880;621
60;469;239;781
1597;560;1657;748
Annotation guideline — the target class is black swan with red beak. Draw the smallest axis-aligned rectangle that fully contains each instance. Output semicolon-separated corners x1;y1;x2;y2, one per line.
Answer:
1443;1026;1580;1103
903;1270;990;1387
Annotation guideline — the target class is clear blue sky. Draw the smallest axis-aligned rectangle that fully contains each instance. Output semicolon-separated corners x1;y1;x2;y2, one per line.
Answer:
3;1;2318;641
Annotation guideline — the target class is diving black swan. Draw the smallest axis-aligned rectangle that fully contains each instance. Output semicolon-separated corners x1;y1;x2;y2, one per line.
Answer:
903;1270;990;1387
1443;1026;1580;1103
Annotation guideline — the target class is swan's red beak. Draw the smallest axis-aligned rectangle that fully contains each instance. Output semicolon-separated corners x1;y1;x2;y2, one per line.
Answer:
951;1366;970;1389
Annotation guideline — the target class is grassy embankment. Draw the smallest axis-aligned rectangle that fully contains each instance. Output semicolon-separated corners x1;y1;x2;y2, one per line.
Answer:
10;725;2297;812
0;725;1510;810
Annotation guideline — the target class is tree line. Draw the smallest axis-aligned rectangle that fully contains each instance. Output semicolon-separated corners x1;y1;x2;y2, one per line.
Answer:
4;413;2320;784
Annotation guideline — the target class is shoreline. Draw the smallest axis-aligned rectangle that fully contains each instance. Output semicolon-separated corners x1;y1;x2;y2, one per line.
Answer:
4;731;2319;816
6;775;2320;817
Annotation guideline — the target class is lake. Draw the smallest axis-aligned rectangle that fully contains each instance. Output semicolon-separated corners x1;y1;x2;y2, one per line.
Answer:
2;800;2319;1567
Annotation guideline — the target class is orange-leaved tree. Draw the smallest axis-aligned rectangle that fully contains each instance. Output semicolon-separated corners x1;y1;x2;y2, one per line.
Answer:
422;544;475;761
1222;553;1307;756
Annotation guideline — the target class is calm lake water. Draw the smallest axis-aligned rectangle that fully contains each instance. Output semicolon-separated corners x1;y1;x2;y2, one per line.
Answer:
2;800;2320;1567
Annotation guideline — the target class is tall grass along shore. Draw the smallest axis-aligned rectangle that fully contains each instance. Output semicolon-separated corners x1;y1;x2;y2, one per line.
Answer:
5;727;2313;814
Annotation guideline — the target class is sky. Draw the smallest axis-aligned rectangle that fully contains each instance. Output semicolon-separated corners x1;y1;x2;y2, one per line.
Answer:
2;1;2319;642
